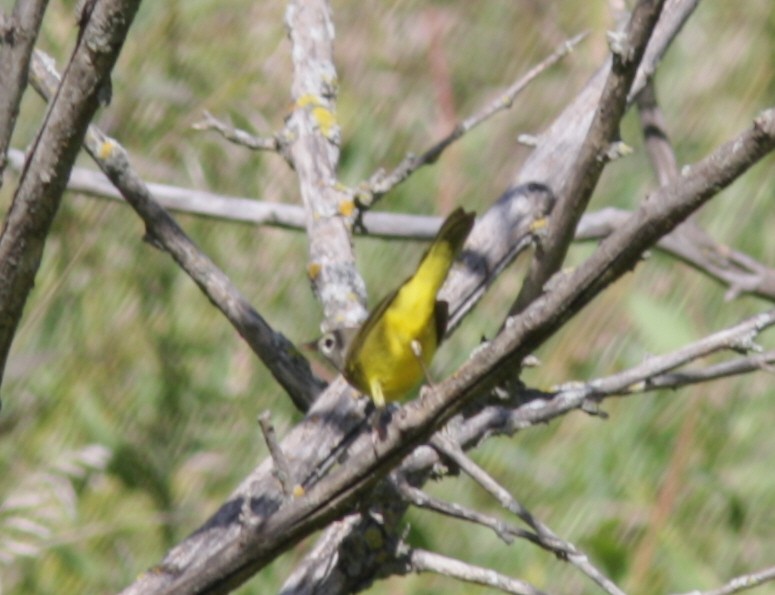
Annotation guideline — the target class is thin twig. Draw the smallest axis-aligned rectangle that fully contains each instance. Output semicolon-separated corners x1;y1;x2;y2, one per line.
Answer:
362;32;587;206
394;477;537;545
408;548;548;595
672;565;775;595
551;309;775;398
192;110;282;152
644;350;775;388
430;434;627;595
635;80;679;185
258;411;295;498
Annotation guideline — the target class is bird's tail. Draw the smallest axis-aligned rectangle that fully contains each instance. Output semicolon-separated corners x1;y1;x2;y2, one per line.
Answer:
413;207;475;294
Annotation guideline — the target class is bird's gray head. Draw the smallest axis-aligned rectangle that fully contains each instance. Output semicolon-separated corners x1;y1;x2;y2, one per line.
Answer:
316;329;351;371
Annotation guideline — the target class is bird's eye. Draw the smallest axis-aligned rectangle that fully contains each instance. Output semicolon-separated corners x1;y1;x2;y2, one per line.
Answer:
320;334;336;353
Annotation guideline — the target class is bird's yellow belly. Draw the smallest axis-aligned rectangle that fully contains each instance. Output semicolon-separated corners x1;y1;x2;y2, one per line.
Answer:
360;307;436;401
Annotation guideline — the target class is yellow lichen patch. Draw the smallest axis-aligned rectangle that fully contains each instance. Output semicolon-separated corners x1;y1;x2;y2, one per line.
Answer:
529;217;549;232
312;106;338;139
292;484;305;498
296;93;319;109
98;139;116;159
295;94;338;140
307;262;322;280
338;200;356;217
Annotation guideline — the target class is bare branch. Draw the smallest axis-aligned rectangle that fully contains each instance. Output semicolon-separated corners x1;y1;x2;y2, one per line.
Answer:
407;548;547;595
632;79;775;302
431;434;626;595
512;0;667;314
192;110;283;153
9;143;775;306
27;50;324;412
577;209;775;303
477;315;775;441
672;565;775;595
0;0;48;187
0;0;140;393
644;350;775;389
4;147;444;239
635;80;679;185
278;513;365;595
629;0;700;100
12;145;774;307
361;32;587;206
495;108;775;361
552;309;775;399
258;412;296;498
395;477;534;545
285;0;366;332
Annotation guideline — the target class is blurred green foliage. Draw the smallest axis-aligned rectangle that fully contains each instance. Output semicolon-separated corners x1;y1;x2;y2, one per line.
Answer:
1;1;774;594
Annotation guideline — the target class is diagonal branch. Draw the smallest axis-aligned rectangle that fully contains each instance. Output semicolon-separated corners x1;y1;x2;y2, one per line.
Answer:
359;32;587;207
0;0;141;394
406;548;547;595
550;309;775;400
0;0;48;187
27;50;324;412
431;434;626;595
576;208;775;303
672;565;775;595
512;0;667;314
395;477;536;546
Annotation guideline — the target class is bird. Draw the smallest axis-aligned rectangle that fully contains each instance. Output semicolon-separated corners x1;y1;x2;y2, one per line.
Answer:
317;207;475;408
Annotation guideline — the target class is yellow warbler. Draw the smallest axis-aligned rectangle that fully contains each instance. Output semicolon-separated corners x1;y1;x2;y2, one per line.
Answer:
318;208;475;407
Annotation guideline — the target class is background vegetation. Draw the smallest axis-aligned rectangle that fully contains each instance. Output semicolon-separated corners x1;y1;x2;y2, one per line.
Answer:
1;1;774;593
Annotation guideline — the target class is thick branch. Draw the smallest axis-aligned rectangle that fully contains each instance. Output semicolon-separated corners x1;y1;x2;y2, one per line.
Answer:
512;0;667;313
285;0;366;332
577;208;775;302
0;0;140;393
